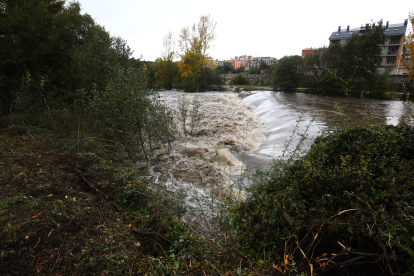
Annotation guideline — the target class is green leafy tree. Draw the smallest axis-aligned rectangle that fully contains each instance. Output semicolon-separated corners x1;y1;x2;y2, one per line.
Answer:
273;56;304;92
154;59;180;90
68;15;136;96
247;66;260;74
337;21;387;95
198;67;222;90
0;0;138;114
223;62;235;74
237;66;245;73
0;0;71;113
259;63;270;71
302;46;342;93
87;65;175;163
231;75;250;85
302;21;389;98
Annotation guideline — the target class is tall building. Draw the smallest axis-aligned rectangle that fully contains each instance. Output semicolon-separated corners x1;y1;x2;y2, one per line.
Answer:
329;20;409;75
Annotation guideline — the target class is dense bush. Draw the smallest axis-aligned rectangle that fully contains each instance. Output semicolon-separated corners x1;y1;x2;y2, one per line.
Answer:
247;66;261;74
233;125;414;275
230;74;250;85
84;65;175;163
273;55;304;92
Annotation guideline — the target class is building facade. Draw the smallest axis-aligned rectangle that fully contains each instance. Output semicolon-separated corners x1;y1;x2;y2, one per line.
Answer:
329;20;409;75
215;55;278;69
227;55;278;69
228;55;252;69
214;60;227;67
302;48;315;56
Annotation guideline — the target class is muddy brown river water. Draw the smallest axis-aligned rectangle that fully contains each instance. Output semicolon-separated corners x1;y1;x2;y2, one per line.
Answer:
239;91;414;169
155;90;413;229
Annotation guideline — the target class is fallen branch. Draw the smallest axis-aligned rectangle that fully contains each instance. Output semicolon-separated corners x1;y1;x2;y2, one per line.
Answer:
316;256;368;276
232;247;249;261
75;169;108;198
305;209;356;259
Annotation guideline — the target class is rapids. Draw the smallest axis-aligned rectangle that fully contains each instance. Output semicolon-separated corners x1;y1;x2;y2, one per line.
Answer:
150;90;413;231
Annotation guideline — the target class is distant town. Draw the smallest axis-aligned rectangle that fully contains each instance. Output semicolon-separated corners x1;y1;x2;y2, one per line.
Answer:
214;56;278;70
218;19;410;76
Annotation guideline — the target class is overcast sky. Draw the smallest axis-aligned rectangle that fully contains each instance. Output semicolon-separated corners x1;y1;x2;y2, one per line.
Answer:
78;0;413;62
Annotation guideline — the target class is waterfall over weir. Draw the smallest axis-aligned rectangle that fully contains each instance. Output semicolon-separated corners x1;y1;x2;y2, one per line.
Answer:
148;90;413;231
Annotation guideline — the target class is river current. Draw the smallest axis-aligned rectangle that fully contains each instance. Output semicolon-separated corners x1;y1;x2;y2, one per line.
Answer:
153;90;413;230
239;91;414;168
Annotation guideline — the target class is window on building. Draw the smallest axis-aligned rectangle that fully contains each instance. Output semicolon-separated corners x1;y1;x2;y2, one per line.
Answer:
388;48;397;55
387;58;395;65
390;37;400;44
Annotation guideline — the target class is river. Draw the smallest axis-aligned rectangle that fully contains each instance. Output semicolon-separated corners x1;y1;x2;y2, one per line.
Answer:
238;91;414;169
155;90;413;230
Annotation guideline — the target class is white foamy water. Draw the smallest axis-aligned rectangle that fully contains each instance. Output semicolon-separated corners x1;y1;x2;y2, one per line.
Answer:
242;91;414;160
148;90;413;231
147;91;268;230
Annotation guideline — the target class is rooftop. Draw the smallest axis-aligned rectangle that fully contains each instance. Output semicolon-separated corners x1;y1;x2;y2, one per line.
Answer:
329;21;408;40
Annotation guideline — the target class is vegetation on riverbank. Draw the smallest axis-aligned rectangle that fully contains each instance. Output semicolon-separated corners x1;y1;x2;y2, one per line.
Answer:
2;1;414;275
225;85;273;90
233;124;414;275
2;117;414;275
272;18;414;99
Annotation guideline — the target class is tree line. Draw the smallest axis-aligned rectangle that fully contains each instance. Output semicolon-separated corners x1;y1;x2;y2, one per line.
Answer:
272;20;413;98
0;0;145;114
145;16;223;92
0;0;174;163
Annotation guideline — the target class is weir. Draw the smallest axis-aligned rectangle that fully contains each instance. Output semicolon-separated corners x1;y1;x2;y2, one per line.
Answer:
150;90;414;231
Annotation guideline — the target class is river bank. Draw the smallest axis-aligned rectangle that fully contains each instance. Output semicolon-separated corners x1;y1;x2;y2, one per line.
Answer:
1;90;414;275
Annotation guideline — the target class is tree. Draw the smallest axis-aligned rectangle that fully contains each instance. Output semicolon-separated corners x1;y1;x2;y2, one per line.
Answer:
259;63;270;71
398;12;414;90
87;65;175;163
231;75;250;85
0;0;69;113
178;15;217;92
302;46;341;93
337;21;387;95
247;66;260;74
302;21;389;98
273;56;304;92
223;62;235;74
154;31;179;90
0;0;138;114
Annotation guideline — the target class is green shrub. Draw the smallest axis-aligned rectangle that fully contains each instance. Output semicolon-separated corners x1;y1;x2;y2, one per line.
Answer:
273;55;304;92
316;71;346;96
85;64;175;163
231;74;250;85
233;125;414;275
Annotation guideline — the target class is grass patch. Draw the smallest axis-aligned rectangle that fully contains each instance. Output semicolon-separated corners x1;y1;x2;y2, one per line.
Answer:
225;85;272;90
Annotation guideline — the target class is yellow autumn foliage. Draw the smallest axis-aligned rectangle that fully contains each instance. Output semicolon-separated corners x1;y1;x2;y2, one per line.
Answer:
398;13;414;88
